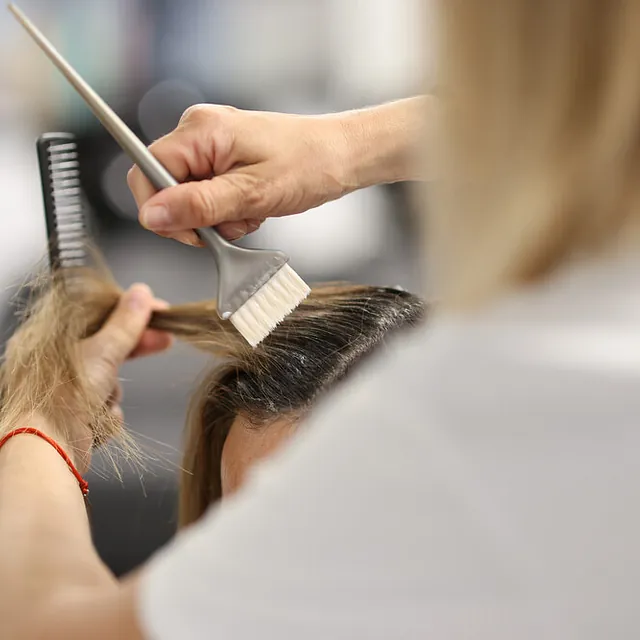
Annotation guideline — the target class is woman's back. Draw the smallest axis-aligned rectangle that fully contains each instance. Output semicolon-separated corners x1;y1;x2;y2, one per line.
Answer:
413;250;640;633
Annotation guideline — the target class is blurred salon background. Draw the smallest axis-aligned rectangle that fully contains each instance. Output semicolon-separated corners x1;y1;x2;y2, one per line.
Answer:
0;0;427;574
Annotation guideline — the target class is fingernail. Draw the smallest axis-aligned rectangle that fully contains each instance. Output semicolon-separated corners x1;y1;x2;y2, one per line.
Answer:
141;205;170;229
127;284;151;310
227;224;246;238
176;234;199;247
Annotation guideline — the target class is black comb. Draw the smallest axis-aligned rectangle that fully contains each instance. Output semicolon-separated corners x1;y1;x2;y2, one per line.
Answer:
37;132;89;271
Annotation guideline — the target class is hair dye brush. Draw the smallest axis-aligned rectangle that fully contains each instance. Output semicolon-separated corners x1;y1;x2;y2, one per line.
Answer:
37;132;90;271
10;3;310;347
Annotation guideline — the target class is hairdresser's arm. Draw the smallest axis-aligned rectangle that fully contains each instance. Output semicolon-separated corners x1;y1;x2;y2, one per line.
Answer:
127;96;433;246
0;285;168;640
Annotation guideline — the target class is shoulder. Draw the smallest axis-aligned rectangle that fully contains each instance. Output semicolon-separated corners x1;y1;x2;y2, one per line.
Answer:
303;313;491;432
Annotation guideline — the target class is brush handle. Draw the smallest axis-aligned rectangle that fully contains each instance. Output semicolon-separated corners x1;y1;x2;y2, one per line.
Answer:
138;154;230;257
9;3;230;256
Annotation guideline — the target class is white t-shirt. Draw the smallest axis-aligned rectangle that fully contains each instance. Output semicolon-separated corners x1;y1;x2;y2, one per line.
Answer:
139;252;640;639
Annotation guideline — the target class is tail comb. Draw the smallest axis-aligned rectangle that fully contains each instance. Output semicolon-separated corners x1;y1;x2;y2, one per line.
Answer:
37;132;89;271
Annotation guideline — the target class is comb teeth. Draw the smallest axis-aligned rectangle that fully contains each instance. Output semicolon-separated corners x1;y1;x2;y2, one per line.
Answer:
37;134;89;270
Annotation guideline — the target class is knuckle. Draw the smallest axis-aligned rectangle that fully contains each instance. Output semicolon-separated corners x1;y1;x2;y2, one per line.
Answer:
147;136;169;159
216;104;238;117
180;103;211;125
180;104;237;130
242;174;268;213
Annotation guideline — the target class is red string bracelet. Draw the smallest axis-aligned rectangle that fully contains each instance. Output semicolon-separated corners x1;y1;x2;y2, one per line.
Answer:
0;427;89;497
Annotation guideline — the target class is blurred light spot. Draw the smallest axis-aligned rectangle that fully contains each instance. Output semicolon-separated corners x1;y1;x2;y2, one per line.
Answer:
246;187;397;278
138;79;205;142
102;152;137;220
531;328;640;372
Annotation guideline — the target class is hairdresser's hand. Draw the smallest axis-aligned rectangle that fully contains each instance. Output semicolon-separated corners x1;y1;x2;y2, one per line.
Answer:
127;98;429;245
127;106;352;245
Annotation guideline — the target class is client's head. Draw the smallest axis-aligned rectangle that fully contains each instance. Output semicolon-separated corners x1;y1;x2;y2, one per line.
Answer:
176;285;425;526
0;265;425;528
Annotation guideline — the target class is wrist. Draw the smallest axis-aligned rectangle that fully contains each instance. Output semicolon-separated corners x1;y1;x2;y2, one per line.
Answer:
1;414;90;474
336;96;433;189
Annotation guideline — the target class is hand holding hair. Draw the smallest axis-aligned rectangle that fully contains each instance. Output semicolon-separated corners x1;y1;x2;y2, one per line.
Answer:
0;281;172;470
127;97;430;246
80;284;172;423
0;261;424;477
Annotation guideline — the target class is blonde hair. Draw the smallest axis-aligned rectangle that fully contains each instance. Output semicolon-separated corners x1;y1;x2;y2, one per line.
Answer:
0;264;425;523
0;269;131;459
432;0;640;306
0;265;249;467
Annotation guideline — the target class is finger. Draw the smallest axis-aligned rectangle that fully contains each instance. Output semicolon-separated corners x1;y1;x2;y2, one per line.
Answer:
96;284;156;368
152;297;171;311
153;229;204;247
127;128;216;210
107;381;124;406
128;329;174;359
139;172;262;232
216;218;264;241
245;218;264;234
149;220;261;245
152;220;261;245
128;296;174;358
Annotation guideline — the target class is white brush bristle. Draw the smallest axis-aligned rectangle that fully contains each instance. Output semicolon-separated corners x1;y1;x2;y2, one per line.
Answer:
230;264;311;347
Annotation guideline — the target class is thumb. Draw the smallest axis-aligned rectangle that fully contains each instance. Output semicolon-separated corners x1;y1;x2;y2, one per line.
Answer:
139;174;259;232
95;284;155;367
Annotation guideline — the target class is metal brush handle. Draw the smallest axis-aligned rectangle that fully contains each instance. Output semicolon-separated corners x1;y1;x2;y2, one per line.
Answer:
8;3;230;262
10;2;293;328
